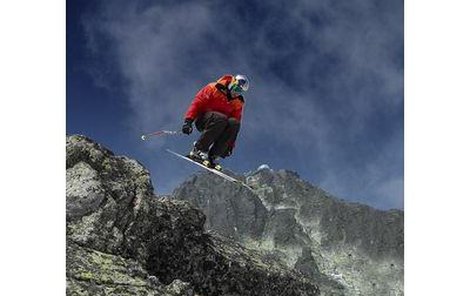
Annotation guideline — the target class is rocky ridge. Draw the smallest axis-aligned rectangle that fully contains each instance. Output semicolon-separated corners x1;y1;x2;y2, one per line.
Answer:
173;165;404;296
66;135;320;296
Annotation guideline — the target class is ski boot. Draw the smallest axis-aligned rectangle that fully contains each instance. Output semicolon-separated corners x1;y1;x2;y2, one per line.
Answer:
203;155;222;171
188;145;209;163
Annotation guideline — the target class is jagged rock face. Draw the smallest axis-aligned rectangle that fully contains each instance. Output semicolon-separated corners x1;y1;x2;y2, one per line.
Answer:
67;240;198;296
173;173;268;240
248;169;404;257
66;135;157;261
173;167;404;296
67;241;179;296
66;135;320;296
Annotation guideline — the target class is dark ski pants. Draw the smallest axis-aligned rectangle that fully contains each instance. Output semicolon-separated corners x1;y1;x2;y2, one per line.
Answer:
194;111;240;157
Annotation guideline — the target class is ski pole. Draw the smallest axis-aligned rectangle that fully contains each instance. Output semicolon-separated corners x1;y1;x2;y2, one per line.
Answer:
140;130;182;141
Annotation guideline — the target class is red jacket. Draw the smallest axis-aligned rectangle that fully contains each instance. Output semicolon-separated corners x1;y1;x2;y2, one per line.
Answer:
184;75;244;122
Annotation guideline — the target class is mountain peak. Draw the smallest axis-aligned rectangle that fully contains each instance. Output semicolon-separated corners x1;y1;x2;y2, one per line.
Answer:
174;167;404;295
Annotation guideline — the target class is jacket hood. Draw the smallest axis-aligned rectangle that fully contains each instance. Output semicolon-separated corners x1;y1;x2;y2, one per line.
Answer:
216;74;234;87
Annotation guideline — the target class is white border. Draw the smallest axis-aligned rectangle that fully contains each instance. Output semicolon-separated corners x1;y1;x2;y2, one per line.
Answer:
0;1;65;295
1;0;470;294
406;0;470;294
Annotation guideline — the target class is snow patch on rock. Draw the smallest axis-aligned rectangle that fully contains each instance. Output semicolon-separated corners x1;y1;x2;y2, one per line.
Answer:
257;164;272;171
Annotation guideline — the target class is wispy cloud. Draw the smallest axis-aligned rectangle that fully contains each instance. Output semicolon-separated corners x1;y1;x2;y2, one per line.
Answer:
81;0;403;209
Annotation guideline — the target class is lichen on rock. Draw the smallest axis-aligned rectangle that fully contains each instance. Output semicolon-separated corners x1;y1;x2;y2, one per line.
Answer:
66;135;320;296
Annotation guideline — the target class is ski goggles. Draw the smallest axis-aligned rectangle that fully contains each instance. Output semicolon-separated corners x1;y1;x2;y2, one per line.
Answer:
229;78;248;95
230;84;244;94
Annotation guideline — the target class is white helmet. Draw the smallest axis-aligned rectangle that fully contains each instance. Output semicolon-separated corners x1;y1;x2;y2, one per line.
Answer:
228;74;250;96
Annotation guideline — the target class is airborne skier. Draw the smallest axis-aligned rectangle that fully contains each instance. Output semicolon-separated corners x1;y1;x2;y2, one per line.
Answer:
181;74;250;170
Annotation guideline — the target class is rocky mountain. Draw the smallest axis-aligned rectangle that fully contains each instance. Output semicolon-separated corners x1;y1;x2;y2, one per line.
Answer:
66;135;320;296
173;166;404;296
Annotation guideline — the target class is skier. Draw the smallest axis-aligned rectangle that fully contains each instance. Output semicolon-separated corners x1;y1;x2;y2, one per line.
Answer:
181;74;250;170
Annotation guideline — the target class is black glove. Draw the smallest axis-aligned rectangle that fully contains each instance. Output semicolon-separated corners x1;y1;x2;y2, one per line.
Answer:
182;118;193;135
221;146;233;158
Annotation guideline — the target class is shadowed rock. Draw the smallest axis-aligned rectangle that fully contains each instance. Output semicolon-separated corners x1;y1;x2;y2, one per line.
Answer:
66;135;320;296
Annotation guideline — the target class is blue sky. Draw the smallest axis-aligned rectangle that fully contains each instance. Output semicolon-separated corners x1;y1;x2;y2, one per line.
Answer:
67;0;403;210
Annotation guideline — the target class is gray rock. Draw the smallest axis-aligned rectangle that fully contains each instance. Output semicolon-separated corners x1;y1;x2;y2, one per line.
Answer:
265;209;312;248
66;161;106;220
66;135;320;296
163;279;194;296
66;241;165;296
295;247;320;277
173;166;404;296
174;173;268;240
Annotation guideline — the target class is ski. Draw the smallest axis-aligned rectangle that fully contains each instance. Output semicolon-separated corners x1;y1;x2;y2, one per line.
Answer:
166;149;255;193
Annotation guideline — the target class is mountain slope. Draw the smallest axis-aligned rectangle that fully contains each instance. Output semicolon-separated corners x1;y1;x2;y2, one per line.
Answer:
173;166;404;296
